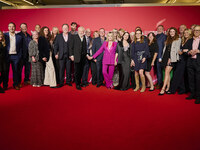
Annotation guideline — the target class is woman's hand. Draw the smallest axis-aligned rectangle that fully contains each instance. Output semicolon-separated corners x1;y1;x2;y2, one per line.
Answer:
42;57;47;62
141;58;146;63
94;59;97;62
32;56;36;63
167;58;171;66
114;61;117;66
131;60;135;67
151;61;155;66
87;56;93;60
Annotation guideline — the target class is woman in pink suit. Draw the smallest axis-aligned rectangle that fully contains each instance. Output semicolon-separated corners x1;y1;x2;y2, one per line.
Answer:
88;32;117;89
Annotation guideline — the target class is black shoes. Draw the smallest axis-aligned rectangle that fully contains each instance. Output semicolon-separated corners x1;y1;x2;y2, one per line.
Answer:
0;86;5;93
195;98;200;104
149;87;155;92
76;85;82;90
58;84;64;88
97;83;104;88
186;95;196;100
66;83;72;86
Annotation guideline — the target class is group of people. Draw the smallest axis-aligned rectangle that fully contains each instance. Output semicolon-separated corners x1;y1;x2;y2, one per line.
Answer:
0;22;200;104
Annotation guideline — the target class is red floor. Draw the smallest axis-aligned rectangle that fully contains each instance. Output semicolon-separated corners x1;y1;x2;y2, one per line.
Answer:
0;83;200;150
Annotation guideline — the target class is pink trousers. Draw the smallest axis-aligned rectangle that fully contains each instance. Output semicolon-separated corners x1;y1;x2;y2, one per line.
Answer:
102;64;115;88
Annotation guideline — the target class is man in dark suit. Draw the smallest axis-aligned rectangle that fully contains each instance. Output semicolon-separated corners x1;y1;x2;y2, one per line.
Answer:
82;28;92;87
69;26;87;90
91;28;106;87
4;22;23;90
183;25;200;104
17;23;32;87
155;25;167;89
54;24;72;87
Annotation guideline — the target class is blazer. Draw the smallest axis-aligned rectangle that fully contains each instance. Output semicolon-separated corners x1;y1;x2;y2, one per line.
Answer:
156;33;167;59
92;37;106;61
93;41;117;65
54;32;72;59
17;31;32;59
183;37;200;64
38;36;50;62
162;38;181;63
4;32;23;60
69;34;87;63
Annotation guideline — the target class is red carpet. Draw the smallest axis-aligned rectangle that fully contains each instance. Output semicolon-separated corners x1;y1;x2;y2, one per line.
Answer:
0;83;200;150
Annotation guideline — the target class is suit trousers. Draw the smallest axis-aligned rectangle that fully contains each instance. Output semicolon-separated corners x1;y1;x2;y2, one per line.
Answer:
102;64;115;88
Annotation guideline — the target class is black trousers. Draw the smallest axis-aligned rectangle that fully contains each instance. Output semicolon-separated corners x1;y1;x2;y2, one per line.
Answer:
96;61;104;85
52;53;60;84
170;59;186;93
0;60;7;87
59;55;71;85
74;57;86;86
82;59;90;84
187;58;200;98
91;61;97;84
18;58;31;83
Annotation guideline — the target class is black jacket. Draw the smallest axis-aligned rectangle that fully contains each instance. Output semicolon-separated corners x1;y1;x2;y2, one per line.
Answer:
54;32;72;59
69;34;87;63
38;36;50;62
92;37;106;61
183;38;200;64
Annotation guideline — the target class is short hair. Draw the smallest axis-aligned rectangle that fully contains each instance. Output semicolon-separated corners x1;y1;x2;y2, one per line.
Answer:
78;26;85;31
20;23;27;28
99;28;105;31
8;22;16;28
157;25;164;29
71;22;77;26
35;24;41;27
62;24;69;28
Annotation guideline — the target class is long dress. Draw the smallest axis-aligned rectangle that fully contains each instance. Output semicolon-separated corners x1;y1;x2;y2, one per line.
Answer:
28;40;44;86
44;41;57;87
116;43;131;90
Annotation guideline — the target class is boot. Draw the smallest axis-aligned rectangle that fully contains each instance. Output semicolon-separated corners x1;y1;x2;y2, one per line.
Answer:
134;74;140;91
140;76;146;93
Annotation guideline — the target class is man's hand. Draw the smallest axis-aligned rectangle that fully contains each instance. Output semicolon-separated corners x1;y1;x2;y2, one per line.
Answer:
70;56;74;61
55;54;59;59
42;57;47;62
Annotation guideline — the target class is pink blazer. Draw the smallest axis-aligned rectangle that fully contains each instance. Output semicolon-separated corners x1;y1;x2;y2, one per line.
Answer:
93;41;117;65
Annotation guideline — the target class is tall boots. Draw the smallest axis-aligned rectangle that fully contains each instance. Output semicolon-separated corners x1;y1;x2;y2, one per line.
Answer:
133;74;146;92
140;76;146;93
134;74;140;91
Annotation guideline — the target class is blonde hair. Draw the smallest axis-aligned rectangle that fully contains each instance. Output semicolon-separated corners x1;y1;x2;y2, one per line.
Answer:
182;29;192;45
106;32;115;42
0;31;6;47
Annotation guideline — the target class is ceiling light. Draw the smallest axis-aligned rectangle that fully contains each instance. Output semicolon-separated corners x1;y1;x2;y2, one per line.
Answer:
22;0;34;5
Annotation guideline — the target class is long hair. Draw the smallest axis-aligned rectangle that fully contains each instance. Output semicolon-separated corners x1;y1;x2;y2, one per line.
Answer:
40;26;51;41
134;29;144;43
119;32;131;47
106;32;115;42
166;27;179;45
147;32;157;45
182;29;192;45
51;27;59;41
0;31;6;47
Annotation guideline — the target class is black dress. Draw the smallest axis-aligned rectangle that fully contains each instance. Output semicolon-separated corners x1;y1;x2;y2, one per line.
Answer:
116;43;131;90
161;44;172;68
145;42;158;72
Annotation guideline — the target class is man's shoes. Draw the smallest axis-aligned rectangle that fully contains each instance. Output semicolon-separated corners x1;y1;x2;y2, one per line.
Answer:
58;84;64;88
3;87;8;91
76;85;82;90
195;98;200;104
18;83;22;88
186;95;196;100
178;91;185;95
0;87;5;93
24;81;30;85
66;83;72;86
97;83;103;88
14;86;20;90
50;86;58;89
82;84;87;87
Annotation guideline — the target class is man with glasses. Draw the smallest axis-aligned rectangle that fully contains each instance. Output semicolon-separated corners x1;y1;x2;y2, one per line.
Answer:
184;25;200;104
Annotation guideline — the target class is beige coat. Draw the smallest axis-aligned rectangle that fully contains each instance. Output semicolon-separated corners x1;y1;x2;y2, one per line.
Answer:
162;38;181;63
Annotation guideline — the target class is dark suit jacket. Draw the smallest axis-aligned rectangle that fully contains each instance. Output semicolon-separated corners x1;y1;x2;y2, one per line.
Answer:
4;32;23;60
54;32;72;60
17;31;32;59
38;36;50;62
69;34;87;63
183;38;200;64
92;37;106;61
156;33;167;59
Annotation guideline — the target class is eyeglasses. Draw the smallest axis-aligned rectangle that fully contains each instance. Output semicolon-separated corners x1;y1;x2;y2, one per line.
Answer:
194;30;200;32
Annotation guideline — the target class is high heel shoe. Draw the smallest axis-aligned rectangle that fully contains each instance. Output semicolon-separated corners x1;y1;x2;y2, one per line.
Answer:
149;87;155;91
158;89;165;96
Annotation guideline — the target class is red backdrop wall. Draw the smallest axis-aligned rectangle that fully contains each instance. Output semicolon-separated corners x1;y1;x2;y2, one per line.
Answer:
0;6;200;33
1;6;200;81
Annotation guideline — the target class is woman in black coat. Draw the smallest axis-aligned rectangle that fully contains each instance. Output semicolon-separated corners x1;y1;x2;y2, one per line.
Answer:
0;31;7;93
115;32;131;90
